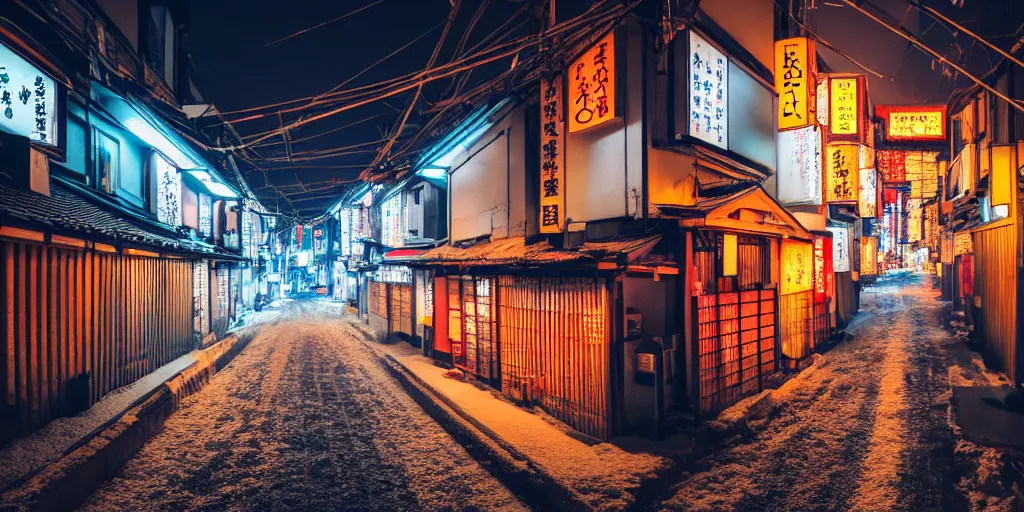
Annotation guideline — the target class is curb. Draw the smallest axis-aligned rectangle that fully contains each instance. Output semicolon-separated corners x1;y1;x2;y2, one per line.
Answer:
0;331;257;512
348;324;593;512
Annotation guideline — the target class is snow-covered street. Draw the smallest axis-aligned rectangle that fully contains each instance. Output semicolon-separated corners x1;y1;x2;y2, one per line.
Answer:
79;299;525;511
658;273;1020;512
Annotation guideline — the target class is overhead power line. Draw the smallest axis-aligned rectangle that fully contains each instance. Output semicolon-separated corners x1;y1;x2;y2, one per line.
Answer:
907;0;1024;73
839;0;1024;114
774;1;893;80
265;0;385;47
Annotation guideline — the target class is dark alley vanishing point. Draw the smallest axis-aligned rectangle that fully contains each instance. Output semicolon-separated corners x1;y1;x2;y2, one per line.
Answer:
80;300;526;511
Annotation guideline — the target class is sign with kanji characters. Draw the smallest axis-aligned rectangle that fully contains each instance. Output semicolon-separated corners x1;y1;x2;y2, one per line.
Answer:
0;42;58;145
877;105;946;142
313;228;323;239
825;144;860;203
813;236;827;303
540;76;565;233
877;150;906;182
859;168;878;218
816;78;829;126
568;32;616;133
781;239;814;295
828;76;863;140
860;237;878;276
688;31;728;149
775;37;815;130
777;125;822;205
828;226;850;272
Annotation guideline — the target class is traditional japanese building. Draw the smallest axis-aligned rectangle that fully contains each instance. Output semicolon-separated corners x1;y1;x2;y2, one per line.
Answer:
0;0;269;444
942;60;1024;388
388;1;822;439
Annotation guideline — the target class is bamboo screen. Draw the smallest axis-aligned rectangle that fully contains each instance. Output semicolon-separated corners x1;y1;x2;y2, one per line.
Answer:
696;289;777;415
497;276;610;440
1;241;194;444
779;289;814;361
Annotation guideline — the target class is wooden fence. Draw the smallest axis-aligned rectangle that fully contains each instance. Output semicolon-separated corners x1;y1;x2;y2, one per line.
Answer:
972;224;1019;384
694;289;777;415
1;241;194;445
497;276;610;439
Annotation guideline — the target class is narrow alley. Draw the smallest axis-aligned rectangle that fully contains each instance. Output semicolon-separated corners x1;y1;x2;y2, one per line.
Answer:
79;300;525;511
658;273;1016;512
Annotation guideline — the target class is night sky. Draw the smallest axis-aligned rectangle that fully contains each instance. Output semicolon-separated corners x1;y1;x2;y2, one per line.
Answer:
186;0;595;218
185;0;1023;218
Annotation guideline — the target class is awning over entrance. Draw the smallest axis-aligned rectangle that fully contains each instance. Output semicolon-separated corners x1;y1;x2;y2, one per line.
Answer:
383;248;426;262
656;185;812;241
415;234;662;268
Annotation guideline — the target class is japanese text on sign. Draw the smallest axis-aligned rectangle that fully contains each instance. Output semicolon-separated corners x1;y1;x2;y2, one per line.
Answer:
0;42;57;145
859;168;877;218
860;237;878;276
878;105;946;141
689;31;728;149
781;240;814;295
568;32;616;133
813;237;826;302
829;78;859;136
825;144;859;203
777;125;822;205
540;76;565;233
775;38;813;130
828;226;850;272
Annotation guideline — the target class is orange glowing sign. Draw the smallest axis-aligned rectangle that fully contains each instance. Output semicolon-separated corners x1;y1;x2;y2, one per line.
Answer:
568;32;616;133
781;239;814;295
825;143;860;203
828;75;865;140
860;237;878;276
877;105;946;142
775;37;815;130
540;76;565;233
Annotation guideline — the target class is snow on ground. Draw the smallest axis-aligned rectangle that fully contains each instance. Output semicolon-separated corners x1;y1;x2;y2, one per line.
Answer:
80;299;526;512
378;342;673;511
657;273;1011;512
0;352;195;490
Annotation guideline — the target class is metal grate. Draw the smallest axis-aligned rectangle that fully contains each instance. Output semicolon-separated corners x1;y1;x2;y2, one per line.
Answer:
696;289;776;416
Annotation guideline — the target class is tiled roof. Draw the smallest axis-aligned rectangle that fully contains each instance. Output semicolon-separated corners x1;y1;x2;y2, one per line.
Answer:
416;234;662;268
0;182;180;247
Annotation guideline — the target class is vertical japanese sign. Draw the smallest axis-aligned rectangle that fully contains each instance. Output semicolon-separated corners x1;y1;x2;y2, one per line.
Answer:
781;240;814;295
775;37;814;130
777;125;822;205
829;77;860;137
568;32;616;133
689;31;728;149
859;168;878;218
198;194;213;237
540;76;565;233
825;144;859;203
860;237;878;276
813;236;827;303
0;42;58;145
816;79;829;126
828;226;851;272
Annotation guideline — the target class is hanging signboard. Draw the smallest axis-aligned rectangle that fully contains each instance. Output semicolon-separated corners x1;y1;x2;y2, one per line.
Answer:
198;194;213;237
777;125;822;205
781;239;814;295
688;31;728;149
860;237;879;276
907;199;923;243
941;231;953;264
859;168;878;218
876;105;946;142
825;143;860;203
827;75;865;141
540;76;565;233
775;37;815;130
568;31;616;133
0;42;59;145
877;150;906;183
816;79;828;126
828;226;851;272
813;235;827;303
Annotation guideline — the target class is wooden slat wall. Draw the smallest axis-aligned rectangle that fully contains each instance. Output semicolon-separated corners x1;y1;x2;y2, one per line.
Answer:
1;240;194;444
973;225;1018;384
779;290;814;361
498;276;610;440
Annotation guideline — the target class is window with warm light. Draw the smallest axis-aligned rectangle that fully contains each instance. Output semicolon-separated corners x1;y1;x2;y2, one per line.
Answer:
722;234;738;277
